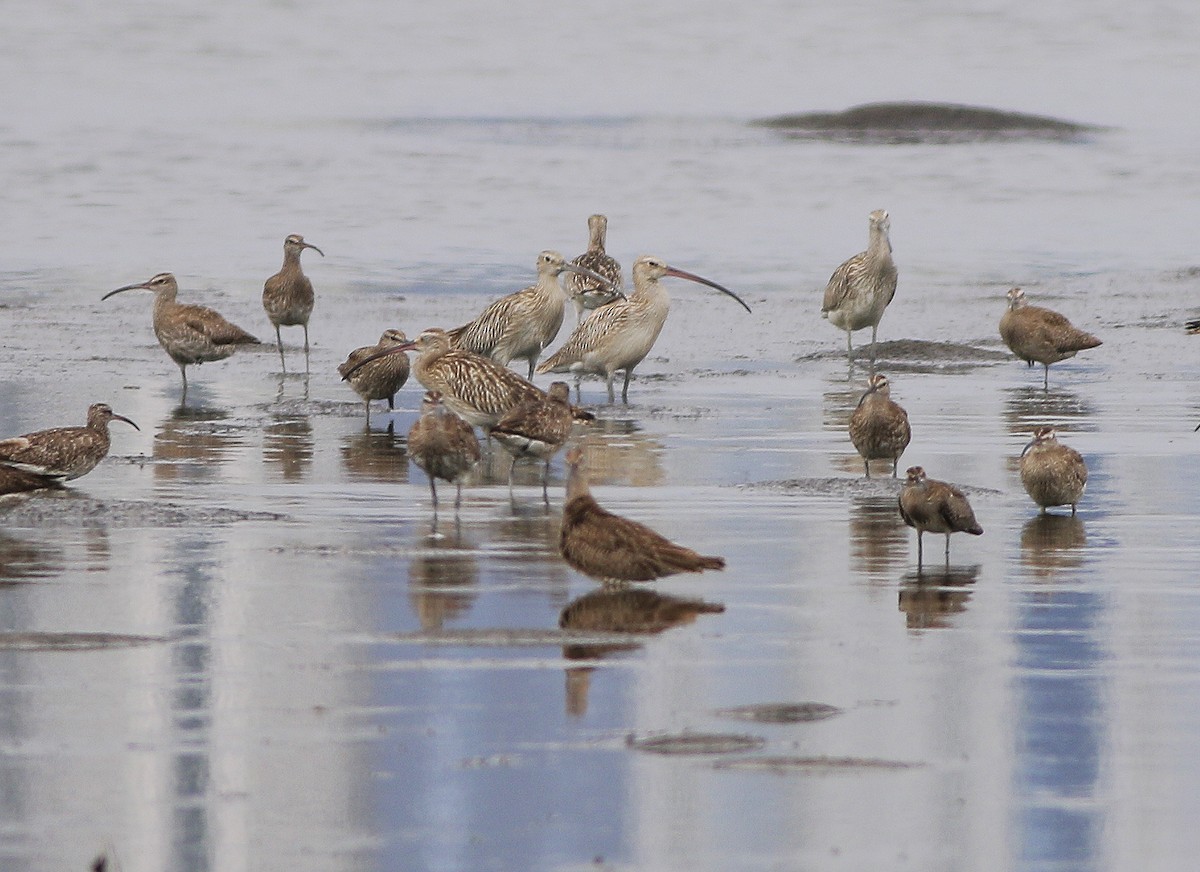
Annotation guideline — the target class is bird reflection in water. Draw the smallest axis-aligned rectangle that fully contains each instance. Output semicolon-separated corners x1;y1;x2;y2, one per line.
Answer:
408;528;480;631
559;588;725;716
850;496;909;578
263;412;313;481
153;406;241;483
339;420;409;483
1020;513;1087;580
572;416;664;488
0;532;63;584
1003;385;1095;437
898;565;979;630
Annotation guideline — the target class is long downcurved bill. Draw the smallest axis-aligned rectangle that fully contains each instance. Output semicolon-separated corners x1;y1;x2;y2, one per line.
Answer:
562;262;624;299
341;340;418;381
665;267;751;313
102;282;153;301
112;414;141;431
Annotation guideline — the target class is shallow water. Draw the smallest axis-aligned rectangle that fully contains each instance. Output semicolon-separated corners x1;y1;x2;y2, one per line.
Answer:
3;2;1200;871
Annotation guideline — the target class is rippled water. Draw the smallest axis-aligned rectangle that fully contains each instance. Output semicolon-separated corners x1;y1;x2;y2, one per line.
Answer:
2;2;1200;871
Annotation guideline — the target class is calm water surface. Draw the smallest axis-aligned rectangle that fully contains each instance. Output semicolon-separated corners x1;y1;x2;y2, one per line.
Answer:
1;2;1200;871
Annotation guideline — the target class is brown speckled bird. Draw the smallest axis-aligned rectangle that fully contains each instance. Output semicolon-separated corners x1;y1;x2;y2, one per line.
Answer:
566;214;625;323
538;255;750;403
338;329;410;424
263;234;323;371
898;466;983;568
407;390;482;515
821;209;897;360
559;447;725;583
848;373;911;478
343;327;548;434
490;381;582;498
103;272;260;399
448;251;614;379
0;403;139;481
999;287;1102;389
1019;426;1088;515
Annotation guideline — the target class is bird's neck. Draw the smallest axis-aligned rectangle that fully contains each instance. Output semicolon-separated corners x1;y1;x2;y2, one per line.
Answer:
868;226;893;259
565;464;591;503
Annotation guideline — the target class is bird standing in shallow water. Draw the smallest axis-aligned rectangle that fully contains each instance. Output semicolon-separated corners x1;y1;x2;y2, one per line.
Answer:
558;447;725;583
489;381;581;500
537;255;750;403
338;329;410;425
821;209;897;362
0;403;139;481
999;287;1101;389
848;373;911;478
103;273;260;400
1019;426;1088;515
566;214;625;323
448;251;614;380
263;234;323;372
407;390;481;516
898;466;983;569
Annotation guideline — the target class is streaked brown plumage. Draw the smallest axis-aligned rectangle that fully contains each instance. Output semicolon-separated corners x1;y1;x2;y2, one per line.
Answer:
447;251;613;379
1019;426;1088;515
0;464;58;496
407;390;481;513
821;209;897;359
898;466;983;568
566;214;625;323
490;381;580;497
263;233;323;371
559;447;725;583
103;272;259;398
538;255;751;402
0;403;139;481
342;327;547;433
999;287;1102;389
559;587;725;633
848;373;911;478
337;329;410;424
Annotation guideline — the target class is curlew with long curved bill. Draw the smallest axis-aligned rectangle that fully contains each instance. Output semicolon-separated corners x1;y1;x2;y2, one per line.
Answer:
0;403;139;481
103;273;260;399
537;255;751;403
448;251;616;379
1019;426;1088;515
566;214;625;323
999;287;1102;389
848;373;911;478
263;234;323;372
559;447;725;583
898;466;983;569
407;390;481;515
489;381;582;500
337;329;410;424
821;209;897;361
342;327;549;435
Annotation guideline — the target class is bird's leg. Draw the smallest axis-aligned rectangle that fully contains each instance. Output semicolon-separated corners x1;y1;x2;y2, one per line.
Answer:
275;325;287;374
864;460;871;479
916;530;924;569
364;400;372;426
508;455;518;491
429;477;439;511
944;533;951;565
542;458;551;504
179;365;189;403
527;357;536;381
891;458;899;478
621;370;632;404
846;329;853;360
605;373;616;404
870;324;878;363
1042;363;1050;391
454;480;463;513
387;395;395;411
303;324;310;355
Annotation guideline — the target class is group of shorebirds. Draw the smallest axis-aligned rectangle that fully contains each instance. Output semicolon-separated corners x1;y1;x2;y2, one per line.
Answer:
1;209;1111;578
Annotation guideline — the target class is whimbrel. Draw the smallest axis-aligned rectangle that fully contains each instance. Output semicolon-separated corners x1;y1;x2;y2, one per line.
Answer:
407;390;482;514
0;403;139;481
263;234;323;372
103;273;260;399
342;327;548;434
559;447;725;583
566;214;625;323
999;287;1101;389
898;466;983;568
337;329;410;424
537;255;751;402
848;373;911;478
1019;426;1088;515
821;209;897;361
489;381;580;499
448;251;615;379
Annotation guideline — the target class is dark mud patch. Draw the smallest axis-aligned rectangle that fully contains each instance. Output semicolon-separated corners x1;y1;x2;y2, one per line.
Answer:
798;339;1010;373
714;755;923;773
628;732;766;755
0;490;285;528
745;477;1003;498
753;102;1105;144
715;702;842;724
0;631;166;651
